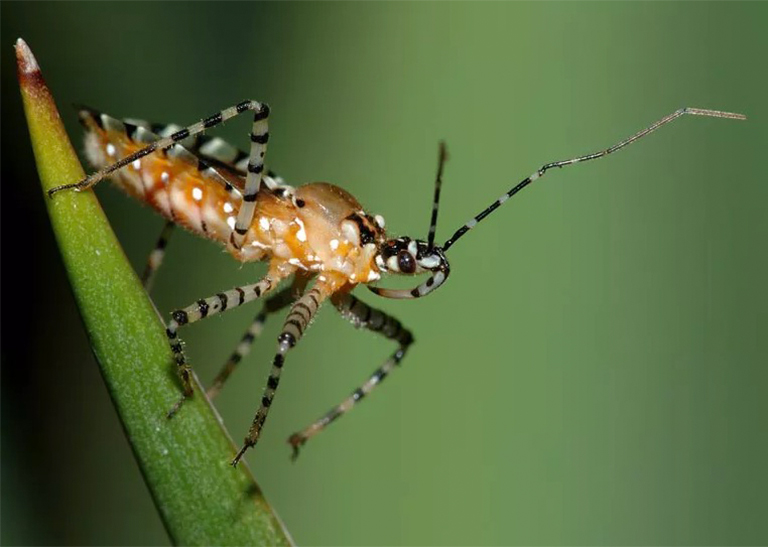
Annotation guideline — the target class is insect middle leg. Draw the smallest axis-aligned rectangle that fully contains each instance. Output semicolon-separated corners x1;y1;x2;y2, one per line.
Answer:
287;293;414;460
231;283;331;466
206;273;311;400
141;220;175;292
166;274;281;417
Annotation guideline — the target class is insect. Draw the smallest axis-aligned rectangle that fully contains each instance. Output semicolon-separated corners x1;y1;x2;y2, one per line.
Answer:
48;101;745;465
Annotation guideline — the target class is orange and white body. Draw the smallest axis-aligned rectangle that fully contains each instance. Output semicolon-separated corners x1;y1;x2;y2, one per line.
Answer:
53;100;742;464
81;109;389;292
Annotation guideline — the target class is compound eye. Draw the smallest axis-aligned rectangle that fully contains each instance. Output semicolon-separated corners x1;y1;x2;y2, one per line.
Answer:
397;250;416;274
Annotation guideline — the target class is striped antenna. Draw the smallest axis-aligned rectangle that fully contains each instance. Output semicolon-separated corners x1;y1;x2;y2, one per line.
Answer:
442;107;746;252
427;141;448;249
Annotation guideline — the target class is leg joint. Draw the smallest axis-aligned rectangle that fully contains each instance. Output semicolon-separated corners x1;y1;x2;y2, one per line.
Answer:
278;331;297;348
172;310;189;326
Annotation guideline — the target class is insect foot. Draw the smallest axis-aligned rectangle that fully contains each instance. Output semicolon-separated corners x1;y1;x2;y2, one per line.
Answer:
288;433;306;462
166;392;191;419
231;440;255;467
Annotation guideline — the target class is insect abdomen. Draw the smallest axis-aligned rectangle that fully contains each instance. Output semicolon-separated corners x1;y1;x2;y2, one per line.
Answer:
81;109;248;249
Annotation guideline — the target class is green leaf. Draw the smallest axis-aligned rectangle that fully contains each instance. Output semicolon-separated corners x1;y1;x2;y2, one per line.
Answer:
16;38;293;547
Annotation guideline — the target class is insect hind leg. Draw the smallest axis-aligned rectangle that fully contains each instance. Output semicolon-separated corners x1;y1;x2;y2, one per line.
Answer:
47;99;271;201
288;293;414;460
232;284;329;466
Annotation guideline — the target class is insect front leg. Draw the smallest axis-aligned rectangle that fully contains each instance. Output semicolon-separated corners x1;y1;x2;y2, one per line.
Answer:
165;275;279;418
141;220;175;292
287;293;414;460
206;273;311;400
231;284;330;466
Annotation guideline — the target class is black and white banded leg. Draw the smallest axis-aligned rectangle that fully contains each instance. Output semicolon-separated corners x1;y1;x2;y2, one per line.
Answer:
287;293;414;460
166;275;278;417
141;220;175;292
49;100;271;250
205;285;296;400
232;285;329;466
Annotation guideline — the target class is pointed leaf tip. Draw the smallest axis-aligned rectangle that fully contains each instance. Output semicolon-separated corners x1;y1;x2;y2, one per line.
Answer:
18;38;293;546
15;38;40;77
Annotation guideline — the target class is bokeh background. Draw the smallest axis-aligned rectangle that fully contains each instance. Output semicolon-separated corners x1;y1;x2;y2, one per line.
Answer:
2;2;767;545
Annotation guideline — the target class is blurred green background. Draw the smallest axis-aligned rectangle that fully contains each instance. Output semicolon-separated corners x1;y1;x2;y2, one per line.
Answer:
2;2;767;545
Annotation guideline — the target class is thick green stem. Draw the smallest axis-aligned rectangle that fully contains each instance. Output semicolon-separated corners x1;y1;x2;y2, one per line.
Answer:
16;38;292;547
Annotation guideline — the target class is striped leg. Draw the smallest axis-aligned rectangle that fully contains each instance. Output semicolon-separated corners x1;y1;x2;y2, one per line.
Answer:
166;275;277;418
205;286;295;400
231;284;329;466
287;293;414;460
49;100;271;249
141;220;175;292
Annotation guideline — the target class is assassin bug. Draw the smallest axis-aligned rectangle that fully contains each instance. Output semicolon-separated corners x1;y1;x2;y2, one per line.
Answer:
48;101;745;465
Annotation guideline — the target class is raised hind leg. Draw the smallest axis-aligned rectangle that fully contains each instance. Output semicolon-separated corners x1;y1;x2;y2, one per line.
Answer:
288;292;414;460
50;100;272;250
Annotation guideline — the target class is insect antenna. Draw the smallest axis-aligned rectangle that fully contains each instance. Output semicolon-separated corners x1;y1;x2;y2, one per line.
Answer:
427;141;449;249
442;107;746;252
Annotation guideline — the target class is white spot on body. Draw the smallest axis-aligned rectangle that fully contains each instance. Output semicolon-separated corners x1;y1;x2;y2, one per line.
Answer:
272;219;288;237
223;202;234;213
106;143;116;157
341;220;360;247
192;187;203;201
259;217;270;231
227;216;236;230
295;218;307;242
374;214;386;229
330;255;354;276
329;239;339;251
132;159;141;170
161;171;170;184
275;243;292;259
